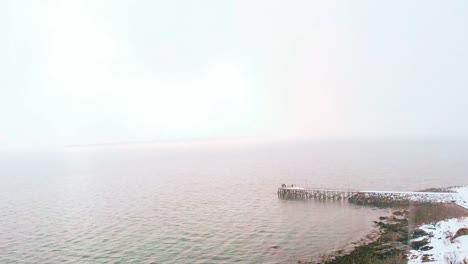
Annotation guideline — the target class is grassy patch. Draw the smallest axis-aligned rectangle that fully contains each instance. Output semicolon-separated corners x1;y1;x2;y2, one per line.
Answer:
408;203;468;225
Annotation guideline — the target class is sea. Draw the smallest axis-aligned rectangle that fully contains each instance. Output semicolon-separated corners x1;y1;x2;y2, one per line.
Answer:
1;139;467;263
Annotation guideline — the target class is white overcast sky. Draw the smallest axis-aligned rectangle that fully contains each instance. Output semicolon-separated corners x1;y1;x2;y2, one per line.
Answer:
1;0;467;146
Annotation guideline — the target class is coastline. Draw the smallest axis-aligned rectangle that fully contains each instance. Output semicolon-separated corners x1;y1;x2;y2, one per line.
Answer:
299;186;468;264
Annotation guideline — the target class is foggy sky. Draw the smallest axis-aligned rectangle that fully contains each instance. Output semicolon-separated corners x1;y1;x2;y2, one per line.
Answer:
1;0;468;146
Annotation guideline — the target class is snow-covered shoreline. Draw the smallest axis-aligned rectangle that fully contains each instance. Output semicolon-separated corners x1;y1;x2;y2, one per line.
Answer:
408;218;468;263
451;186;468;210
408;186;468;264
360;190;458;203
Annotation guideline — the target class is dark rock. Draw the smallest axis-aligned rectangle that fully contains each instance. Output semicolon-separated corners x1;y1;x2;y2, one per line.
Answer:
393;211;404;216
410;237;429;249
422;254;432;262
376;221;385;227
385;223;405;233
420;245;433;251
412;228;428;239
271;245;279;249
379;216;388;220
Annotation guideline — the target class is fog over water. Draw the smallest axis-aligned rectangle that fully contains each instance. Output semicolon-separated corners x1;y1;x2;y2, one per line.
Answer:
1;140;467;263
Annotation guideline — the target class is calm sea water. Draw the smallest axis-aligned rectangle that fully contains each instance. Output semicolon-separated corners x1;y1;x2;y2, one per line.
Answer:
1;140;467;263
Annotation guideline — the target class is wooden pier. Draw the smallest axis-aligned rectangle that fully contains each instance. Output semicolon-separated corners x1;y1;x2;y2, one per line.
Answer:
277;186;458;206
277;187;360;200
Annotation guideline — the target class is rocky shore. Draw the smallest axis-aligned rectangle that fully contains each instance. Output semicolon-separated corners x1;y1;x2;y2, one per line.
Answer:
298;186;468;264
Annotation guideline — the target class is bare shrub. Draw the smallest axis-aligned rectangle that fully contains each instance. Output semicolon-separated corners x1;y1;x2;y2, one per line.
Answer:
444;251;462;264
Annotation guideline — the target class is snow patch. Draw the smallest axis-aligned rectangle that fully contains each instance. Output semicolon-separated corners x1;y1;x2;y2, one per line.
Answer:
450;186;468;209
360;190;457;204
408;217;468;263
283;187;305;190
408;186;468;263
